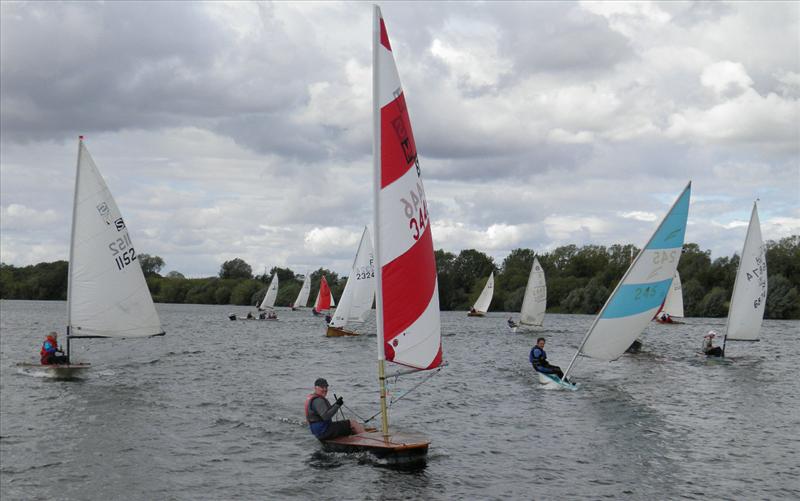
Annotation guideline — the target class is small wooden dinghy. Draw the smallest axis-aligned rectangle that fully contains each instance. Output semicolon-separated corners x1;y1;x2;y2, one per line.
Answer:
322;430;429;464
17;362;91;378
326;325;359;337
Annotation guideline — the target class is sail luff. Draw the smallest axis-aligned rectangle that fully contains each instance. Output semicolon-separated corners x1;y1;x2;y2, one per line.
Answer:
564;182;691;379
66;137;84;335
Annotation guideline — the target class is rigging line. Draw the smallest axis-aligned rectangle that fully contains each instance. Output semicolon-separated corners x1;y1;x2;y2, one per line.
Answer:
363;366;443;423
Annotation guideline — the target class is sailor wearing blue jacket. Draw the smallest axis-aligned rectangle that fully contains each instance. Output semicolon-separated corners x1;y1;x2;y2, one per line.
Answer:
530;337;567;381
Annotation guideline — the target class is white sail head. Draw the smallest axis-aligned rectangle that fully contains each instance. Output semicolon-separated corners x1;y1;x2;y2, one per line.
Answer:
565;183;691;376
259;274;279;310
519;258;546;327
330;227;376;329
67;140;163;338
471;272;494;314
725;203;767;341
661;271;684;318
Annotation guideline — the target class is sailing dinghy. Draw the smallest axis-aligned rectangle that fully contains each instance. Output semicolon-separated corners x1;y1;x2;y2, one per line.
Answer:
554;183;691;389
720;202;767;356
320;6;444;464
257;273;279;320
327;227;376;337
654;271;684;323
514;258;546;331
19;137;164;376
292;273;311;310
467;272;494;317
312;276;333;316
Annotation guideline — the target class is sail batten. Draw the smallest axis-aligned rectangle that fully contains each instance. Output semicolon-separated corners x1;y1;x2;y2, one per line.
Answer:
67;139;163;339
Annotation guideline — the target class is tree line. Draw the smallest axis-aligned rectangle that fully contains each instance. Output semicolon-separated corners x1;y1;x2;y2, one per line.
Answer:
1;236;797;319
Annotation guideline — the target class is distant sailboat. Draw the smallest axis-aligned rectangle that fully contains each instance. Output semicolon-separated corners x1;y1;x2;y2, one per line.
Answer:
292;273;311;310
320;6;443;464
554;183;691;390
721;202;767;356
259;274;279;310
654;271;684;323
516;258;546;331
20;137;165;376
327;227;376;337
468;272;494;317
312;276;333;316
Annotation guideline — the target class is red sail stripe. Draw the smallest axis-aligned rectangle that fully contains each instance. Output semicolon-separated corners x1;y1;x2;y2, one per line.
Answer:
381;223;436;344
380;18;391;51
380;93;417;189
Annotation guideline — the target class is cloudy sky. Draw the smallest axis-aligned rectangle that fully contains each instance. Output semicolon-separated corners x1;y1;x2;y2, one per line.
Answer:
1;1;798;278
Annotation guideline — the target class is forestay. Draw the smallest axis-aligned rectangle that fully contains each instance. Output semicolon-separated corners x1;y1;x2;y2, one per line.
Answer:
471;273;494;314
67;139;164;338
520;258;546;327
725;202;767;341
374;6;442;371
259;274;279;310
564;182;691;376
330;227;376;329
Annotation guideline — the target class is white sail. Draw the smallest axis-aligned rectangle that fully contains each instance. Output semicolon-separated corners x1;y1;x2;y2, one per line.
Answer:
471;272;494;314
661;271;684;318
294;273;310;308
725;203;767;341
67;138;163;338
259;274;279;310
519;258;546;327
564;183;691;378
330;227;376;329
331;289;336;307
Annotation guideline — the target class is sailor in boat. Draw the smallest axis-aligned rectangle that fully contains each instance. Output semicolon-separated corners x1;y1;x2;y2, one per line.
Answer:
258;311;267;320
324;314;332;325
268;311;277;320
659;312;673;323
507;317;518;329
470;307;477;314
305;378;365;441
530;337;571;383
703;331;723;357
228;313;237;321
40;332;68;365
246;311;254;320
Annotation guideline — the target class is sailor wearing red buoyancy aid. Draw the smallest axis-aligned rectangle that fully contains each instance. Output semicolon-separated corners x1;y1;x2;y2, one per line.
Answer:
304;378;365;440
40;332;68;365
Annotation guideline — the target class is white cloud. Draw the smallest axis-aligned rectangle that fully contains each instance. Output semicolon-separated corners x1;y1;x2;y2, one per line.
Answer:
701;61;753;96
619;211;658;222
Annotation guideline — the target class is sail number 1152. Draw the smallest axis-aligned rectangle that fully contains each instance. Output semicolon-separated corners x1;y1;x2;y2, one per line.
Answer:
109;232;137;271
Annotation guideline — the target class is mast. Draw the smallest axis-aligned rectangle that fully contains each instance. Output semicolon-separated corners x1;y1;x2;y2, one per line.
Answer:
373;5;389;439
65;136;84;363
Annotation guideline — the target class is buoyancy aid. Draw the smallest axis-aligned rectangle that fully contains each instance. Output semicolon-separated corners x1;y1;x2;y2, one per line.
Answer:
40;336;58;364
530;347;553;373
304;393;329;438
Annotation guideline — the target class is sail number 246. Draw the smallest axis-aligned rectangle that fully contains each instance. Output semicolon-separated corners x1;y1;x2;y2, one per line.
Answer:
109;232;137;271
401;181;429;241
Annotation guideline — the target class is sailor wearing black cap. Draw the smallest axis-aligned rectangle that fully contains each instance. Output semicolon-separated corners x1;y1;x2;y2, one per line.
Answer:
304;378;365;440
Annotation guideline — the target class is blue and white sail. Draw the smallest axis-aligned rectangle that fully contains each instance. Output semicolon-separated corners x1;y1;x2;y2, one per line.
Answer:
564;182;691;379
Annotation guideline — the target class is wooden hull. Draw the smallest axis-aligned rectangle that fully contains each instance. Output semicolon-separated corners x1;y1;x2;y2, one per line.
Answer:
17;362;91;378
326;326;359;337
467;311;485;317
322;431;429;465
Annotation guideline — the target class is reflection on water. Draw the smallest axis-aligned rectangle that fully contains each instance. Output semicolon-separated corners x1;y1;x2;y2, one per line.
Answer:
1;300;798;499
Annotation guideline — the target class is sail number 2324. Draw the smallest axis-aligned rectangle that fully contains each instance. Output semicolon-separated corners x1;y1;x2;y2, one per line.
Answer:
108;232;137;271
401;181;429;241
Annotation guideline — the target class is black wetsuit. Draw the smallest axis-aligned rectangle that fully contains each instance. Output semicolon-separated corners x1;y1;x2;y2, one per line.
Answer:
307;396;352;440
530;346;565;379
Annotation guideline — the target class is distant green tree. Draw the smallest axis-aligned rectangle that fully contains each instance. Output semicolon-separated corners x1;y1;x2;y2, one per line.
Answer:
138;254;165;277
219;258;253;280
230;280;262;305
166;270;185;279
765;274;799;319
699;287;728;317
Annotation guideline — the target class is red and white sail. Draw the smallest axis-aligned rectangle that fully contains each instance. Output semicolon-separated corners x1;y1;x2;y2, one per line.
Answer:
373;6;442;371
314;276;332;312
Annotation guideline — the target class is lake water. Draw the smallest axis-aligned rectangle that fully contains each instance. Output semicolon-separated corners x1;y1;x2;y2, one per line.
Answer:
1;300;798;500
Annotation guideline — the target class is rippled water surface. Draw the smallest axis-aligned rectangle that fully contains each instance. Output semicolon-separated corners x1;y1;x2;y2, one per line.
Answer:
1;300;798;500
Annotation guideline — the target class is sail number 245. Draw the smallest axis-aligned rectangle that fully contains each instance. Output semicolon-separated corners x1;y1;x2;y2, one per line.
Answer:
108;232;137;271
401;181;429;241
